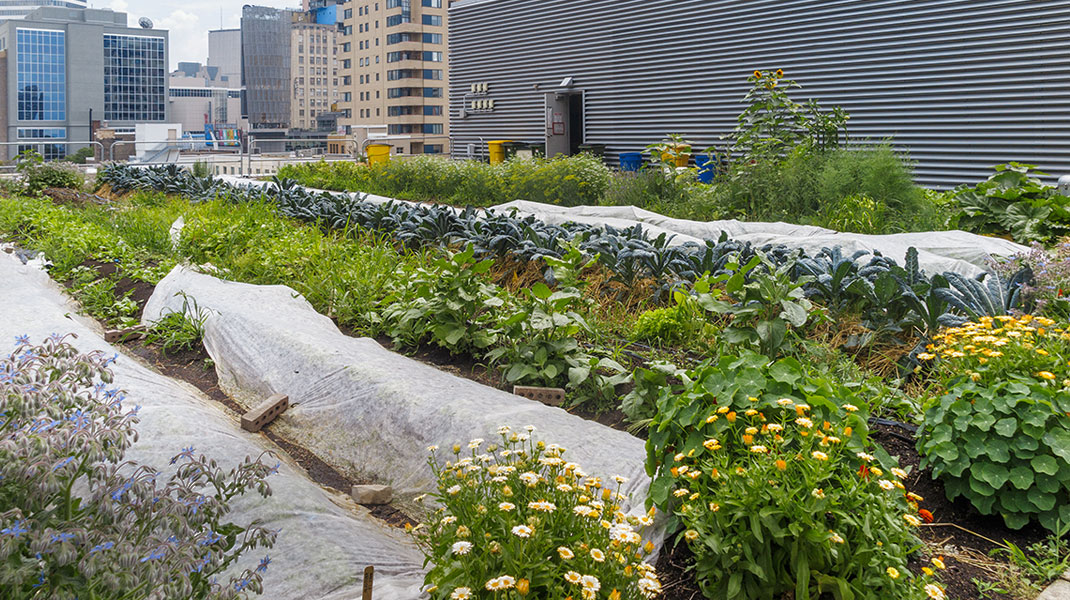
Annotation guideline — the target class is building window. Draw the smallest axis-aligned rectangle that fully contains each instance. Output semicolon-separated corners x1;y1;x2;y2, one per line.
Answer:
425;144;443;154
422;33;442;44
388;104;443;116
422;14;441;26
103;34;166;122
422;0;442;6
16;28;66;122
17;127;67;159
389;123;443;135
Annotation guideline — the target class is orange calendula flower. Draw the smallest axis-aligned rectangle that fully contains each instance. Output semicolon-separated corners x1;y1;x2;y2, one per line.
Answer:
726;411;737;423
1038;371;1056;380
775;459;787;471
918;509;934;523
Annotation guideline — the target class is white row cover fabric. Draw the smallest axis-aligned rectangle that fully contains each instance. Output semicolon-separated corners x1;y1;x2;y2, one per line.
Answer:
0;251;426;599
142;266;657;531
219;175;1027;278
492;201;1029;278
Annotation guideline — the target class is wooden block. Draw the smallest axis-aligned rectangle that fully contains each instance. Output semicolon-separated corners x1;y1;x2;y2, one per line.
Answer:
351;484;393;505
362;565;374;600
241;394;289;433
105;325;147;343
513;385;567;407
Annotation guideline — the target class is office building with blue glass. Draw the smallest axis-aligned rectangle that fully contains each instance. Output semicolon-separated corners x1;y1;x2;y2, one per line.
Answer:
0;6;168;159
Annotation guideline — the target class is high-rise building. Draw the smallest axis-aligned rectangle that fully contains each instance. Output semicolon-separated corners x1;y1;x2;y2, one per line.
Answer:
290;13;340;131
241;5;292;133
338;0;450;155
0;1;87;20
207;29;242;89
0;6;168;160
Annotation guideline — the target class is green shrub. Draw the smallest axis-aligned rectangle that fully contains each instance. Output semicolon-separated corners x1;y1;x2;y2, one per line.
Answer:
812;194;889;234
16;149;83;194
61;146;95;165
487;246;628;407
641;354;941;600
918;315;1070;531
411;429;662;600
379;244;505;354
949;162;1070;243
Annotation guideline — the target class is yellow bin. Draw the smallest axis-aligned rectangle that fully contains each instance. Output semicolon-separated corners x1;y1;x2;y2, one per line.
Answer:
488;140;512;164
367;144;391;165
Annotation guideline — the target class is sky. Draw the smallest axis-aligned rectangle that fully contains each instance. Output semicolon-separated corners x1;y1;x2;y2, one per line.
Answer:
94;0;296;69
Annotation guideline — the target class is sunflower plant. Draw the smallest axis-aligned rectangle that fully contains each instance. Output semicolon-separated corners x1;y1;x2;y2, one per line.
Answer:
645;353;942;600
410;428;661;600
918;315;1070;531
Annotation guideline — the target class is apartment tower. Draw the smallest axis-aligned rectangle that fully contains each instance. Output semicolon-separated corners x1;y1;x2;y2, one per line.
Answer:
339;0;449;155
290;13;340;131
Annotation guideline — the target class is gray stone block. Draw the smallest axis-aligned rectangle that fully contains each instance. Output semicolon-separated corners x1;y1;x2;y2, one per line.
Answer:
351;484;392;505
1038;580;1070;600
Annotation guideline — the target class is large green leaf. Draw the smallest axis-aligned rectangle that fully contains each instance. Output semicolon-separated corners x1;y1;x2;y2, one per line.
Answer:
1031;455;1060;476
977;462;1009;489
1008;466;1034;490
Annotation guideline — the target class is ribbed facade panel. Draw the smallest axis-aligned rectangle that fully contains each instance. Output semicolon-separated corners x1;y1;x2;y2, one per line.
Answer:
448;0;1070;188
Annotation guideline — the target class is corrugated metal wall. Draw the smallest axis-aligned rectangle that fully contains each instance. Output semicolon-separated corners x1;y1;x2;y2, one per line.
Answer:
447;0;1070;188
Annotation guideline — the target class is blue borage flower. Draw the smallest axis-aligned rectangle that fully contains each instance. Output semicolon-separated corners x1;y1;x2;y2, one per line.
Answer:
192;552;212;573
171;446;196;465
139;546;167;563
49;532;75;545
14;334;30;347
1;520;29;538
256;555;271;573
89;541;115;554
52;456;75;471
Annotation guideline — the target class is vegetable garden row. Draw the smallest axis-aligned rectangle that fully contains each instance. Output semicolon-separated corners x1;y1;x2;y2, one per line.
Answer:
1;161;1069;600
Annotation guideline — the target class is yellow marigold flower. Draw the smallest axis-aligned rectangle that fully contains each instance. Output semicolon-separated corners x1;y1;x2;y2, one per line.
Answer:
741;434;754;445
750;445;769;453
829;531;844;544
609;589;621;600
812;451;828;461
643;541;655;554
703;438;720;450
674;453;686;462
796;417;814;429
748;396;759;402
1037;348;1049;356
891;467;908;479
673;488;689;498
917;352;936;361
777;398;795;406
708;502;720;512
922;566;934;576
726;411;737;422
907;492;924;502
843;426;853;437
871;467;884;477
717;406;730;414
705;414;719;424
903;514;922;527
1038;371;1056;380
795;404;811;415
843;404;858;412
932;557;946;570
886;567;900;579
745;408;759;417
684;530;699;541
745;427;759;435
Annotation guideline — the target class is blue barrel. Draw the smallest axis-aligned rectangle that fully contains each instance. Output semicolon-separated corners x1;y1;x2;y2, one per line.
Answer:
619;152;642;172
694;154;716;183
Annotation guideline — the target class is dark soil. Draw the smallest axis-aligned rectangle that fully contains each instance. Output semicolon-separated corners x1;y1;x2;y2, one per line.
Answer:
42;187;110;208
79;259;157;320
872;424;1049;599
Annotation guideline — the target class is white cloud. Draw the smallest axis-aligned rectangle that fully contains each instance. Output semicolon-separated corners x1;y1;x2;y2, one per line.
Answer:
91;0;296;69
